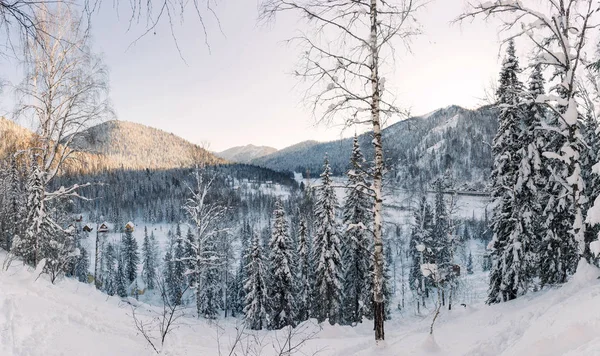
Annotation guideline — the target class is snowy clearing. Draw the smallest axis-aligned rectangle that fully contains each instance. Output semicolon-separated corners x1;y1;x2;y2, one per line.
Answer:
2;251;600;356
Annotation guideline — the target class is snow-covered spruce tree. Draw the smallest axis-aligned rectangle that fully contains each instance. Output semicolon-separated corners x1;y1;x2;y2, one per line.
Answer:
461;0;596;288
142;226;157;290
268;199;296;329
244;231;269;330
383;242;393;320
116;254;128;298
163;249;180;305
341;136;373;325
582;110;600;262
184;227;196;287
409;196;434;311
122;227;139;283
171;225;187;304
232;221;253;317
183;167;227;319
312;155;343;325
103;243;117;296
260;0;423;341
76;247;90;283
296;217;312;323
510;63;547;287
0;157;23;252
486;40;527;304
467;252;474;275
42;197;80;283
12;161;48;265
432;179;452;283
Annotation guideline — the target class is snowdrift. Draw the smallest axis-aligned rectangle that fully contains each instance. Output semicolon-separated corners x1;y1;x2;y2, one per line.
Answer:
1;253;599;356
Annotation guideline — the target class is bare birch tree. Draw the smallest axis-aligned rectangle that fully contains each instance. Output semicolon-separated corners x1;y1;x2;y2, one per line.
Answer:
259;0;424;341
183;165;228;319
8;5;111;272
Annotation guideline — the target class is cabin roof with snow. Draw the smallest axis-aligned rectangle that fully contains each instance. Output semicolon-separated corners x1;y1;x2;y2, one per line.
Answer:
98;222;110;233
83;225;93;233
125;222;135;232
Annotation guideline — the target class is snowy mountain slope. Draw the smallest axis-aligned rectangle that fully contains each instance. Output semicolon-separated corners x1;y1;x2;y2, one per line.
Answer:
252;106;497;189
0;117;34;159
0;118;225;172
73;120;225;170
251;139;349;176
216;144;278;163
2;250;600;356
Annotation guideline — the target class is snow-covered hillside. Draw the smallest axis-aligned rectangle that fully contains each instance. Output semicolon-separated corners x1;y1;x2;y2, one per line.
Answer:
72;120;225;170
216;144;278;163
253;106;497;189
2;250;600;356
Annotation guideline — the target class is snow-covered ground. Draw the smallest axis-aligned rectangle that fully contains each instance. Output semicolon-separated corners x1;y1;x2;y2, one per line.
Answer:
2;249;600;356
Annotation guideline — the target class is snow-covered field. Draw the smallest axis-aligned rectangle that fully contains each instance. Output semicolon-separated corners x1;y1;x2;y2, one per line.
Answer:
2;249;600;356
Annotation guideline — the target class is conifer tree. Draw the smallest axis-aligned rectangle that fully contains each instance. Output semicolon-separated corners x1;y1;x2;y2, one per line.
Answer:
467;252;474;275
383;243;393;320
164;249;181;305
296;218;312;323
0;158;23;252
244;232;269;330
13;162;47;265
312;155;343;325
122;227;139;283
142;226;157;290
488;40;527;304
582;112;600;262
268;199;296;329
409;196;434;309
184;227;196;286
508;63;547;291
233;221;252;316
341;136;373;325
116;254;128;298
104;243;117;296
432;179;452;279
196;248;221;319
167;224;186;304
74;247;90;283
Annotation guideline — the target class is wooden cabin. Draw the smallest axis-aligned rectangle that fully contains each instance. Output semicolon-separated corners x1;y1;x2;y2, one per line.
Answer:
98;223;110;233
83;225;93;233
125;222;135;233
452;264;461;277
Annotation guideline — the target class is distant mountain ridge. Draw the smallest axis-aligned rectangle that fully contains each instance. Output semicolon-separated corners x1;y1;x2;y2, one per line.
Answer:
73;120;225;170
2;106;497;188
251;105;498;189
0;118;225;172
216;144;277;163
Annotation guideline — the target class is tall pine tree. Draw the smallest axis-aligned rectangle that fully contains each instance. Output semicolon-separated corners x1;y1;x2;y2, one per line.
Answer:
296;218;312;323
488;40;527;303
244;231;269;330
268;199;296;329
122;226;139;283
341;136;373;325
141;226;157;290
312;155;343;325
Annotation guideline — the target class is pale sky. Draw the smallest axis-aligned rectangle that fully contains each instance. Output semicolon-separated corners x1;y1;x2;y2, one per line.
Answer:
1;0;506;152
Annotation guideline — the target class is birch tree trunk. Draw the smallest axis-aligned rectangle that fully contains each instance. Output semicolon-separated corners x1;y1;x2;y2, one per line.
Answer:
369;0;385;341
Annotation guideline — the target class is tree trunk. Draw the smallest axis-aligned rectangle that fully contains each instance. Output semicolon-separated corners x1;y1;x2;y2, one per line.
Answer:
370;0;385;342
95;225;101;289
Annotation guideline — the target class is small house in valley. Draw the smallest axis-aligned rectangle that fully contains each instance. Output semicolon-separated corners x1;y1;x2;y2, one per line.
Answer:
125;222;135;233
